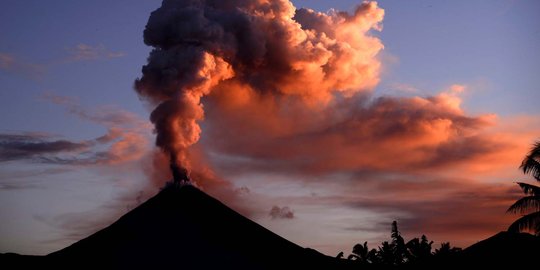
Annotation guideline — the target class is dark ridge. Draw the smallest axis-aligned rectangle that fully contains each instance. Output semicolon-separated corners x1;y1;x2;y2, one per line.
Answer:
458;231;540;267
408;231;540;269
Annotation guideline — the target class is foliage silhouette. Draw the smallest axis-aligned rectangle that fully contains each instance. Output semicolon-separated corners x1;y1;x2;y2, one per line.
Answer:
344;221;461;266
405;235;433;263
507;140;540;235
390;221;406;265
347;241;377;264
433;242;462;257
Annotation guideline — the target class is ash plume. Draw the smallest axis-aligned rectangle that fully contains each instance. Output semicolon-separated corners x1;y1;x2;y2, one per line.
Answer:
134;0;384;175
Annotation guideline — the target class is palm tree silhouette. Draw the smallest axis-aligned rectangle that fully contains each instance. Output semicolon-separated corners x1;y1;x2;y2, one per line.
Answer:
347;241;377;263
406;235;433;262
377;241;395;265
507;141;540;235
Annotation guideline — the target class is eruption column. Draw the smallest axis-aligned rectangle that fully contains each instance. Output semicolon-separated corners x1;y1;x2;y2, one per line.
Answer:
134;0;384;182
170;153;191;184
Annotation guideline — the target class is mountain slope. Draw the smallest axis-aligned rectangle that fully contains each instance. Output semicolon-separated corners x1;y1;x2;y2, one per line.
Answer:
458;231;540;267
46;184;350;269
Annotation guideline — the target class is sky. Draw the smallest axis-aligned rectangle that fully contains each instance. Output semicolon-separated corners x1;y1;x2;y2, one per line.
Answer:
1;0;539;256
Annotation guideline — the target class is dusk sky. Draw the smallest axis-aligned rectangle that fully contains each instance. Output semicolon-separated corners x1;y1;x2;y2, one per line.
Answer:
1;0;539;256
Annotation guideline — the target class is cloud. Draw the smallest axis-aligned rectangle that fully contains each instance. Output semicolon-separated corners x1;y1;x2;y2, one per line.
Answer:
247;171;525;249
0;132;89;162
43;93;150;165
0;93;150;166
342;176;522;246
0;52;45;79
0;128;146;166
126;0;539;253
269;206;295;219
41;92;150;130
0;182;40;190
197;80;539;250
386;83;421;94
66;43;125;61
134;0;384;169
203;84;508;177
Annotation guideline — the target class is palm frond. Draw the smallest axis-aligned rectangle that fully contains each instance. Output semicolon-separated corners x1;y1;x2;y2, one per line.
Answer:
515;182;540;195
520;141;540;181
507;195;540;213
507;211;540;235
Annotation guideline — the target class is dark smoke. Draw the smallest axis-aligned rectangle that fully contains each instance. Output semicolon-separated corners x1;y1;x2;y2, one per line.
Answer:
134;0;384;177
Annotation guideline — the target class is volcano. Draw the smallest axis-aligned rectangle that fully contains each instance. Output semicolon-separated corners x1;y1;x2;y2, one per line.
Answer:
3;184;540;269
30;184;352;269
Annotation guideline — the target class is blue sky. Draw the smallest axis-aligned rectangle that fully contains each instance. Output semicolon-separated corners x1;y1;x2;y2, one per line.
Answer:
1;0;539;256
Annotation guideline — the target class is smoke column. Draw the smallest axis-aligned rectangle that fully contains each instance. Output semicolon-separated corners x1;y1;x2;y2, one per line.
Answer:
135;0;384;174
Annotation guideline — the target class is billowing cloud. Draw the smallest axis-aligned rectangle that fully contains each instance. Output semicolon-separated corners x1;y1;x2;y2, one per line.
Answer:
203;84;512;176
200;82;539;252
129;0;539;254
134;0;384;171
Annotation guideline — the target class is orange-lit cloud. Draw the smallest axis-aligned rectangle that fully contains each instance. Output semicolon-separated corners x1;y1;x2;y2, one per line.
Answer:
135;0;384;168
33;92;152;165
131;0;540;252
199;81;539;249
203;84;536;176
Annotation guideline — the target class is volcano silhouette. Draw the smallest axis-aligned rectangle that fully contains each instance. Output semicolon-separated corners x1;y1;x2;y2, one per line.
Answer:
41;184;350;269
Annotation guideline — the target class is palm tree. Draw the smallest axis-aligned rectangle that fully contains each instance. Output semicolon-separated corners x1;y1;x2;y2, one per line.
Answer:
377;241;395;265
507;141;540;235
406;235;433;262
348;241;377;263
390;221;407;264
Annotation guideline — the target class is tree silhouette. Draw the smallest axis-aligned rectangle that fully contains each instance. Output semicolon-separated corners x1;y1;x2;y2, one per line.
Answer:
377;241;395;265
507;141;540;235
346;221;461;266
370;221;407;265
347;242;377;263
390;221;407;264
406;235;433;262
433;242;461;257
